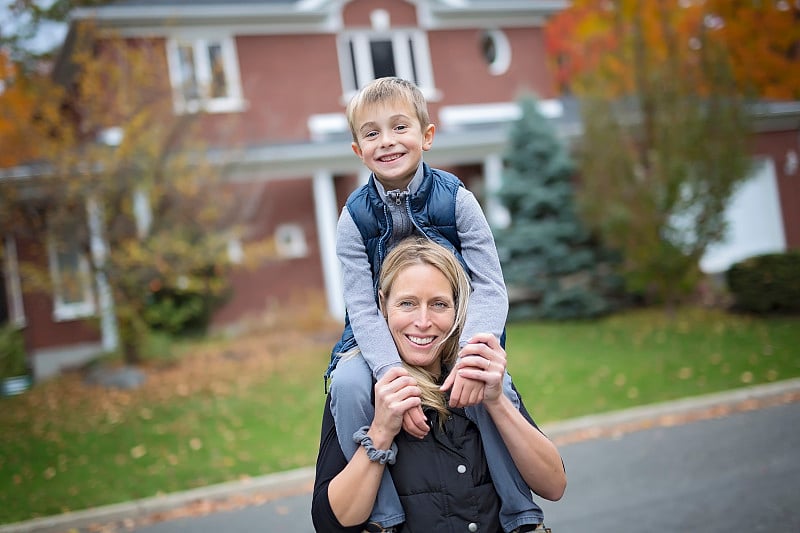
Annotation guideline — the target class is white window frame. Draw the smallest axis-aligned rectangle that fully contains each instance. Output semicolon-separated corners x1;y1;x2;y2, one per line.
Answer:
337;29;439;102
47;233;96;321
275;224;308;259
481;29;512;76
2;235;25;327
165;35;245;115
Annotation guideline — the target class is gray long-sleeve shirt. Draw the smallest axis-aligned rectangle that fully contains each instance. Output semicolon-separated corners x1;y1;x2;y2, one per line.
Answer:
336;163;509;380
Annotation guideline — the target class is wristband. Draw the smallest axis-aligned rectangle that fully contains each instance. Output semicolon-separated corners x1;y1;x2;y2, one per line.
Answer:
353;426;398;465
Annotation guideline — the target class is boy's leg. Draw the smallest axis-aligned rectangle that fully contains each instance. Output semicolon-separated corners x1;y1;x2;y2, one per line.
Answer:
329;355;405;528
465;371;544;533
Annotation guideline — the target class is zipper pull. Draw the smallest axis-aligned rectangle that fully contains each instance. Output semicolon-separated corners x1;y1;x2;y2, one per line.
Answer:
387;190;406;206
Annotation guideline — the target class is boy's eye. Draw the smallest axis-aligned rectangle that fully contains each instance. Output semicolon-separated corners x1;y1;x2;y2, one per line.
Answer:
395;124;408;132
364;130;378;138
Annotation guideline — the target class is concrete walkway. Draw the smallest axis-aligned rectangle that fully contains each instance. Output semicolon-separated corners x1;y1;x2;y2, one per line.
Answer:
3;378;800;533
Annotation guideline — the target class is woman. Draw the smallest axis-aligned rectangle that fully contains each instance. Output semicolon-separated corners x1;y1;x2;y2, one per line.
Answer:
312;238;566;532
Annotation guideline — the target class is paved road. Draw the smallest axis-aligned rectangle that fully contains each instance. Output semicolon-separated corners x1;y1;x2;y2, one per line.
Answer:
126;401;800;533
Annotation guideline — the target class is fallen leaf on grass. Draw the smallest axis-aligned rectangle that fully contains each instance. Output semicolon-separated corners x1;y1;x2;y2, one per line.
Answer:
130;445;147;459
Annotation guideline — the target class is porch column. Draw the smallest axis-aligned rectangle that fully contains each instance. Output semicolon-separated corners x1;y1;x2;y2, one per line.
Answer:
312;169;345;320
483;153;510;229
86;197;118;352
2;235;25;327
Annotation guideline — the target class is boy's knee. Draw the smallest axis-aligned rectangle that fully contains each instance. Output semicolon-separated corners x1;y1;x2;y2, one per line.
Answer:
329;357;373;401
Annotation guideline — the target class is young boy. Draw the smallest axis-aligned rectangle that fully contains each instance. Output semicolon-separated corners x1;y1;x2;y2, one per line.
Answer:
325;77;543;533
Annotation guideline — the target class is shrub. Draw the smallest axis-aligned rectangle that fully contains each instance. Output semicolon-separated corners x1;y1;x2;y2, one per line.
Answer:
141;264;231;336
143;286;228;335
725;251;800;314
0;325;28;378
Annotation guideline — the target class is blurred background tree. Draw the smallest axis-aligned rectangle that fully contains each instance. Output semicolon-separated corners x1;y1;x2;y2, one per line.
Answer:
0;1;109;66
0;25;251;364
692;0;800;100
546;0;800;100
545;0;756;305
494;95;623;320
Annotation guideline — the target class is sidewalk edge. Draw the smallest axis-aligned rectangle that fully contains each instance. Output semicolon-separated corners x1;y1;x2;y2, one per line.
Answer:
4;378;800;533
541;377;800;442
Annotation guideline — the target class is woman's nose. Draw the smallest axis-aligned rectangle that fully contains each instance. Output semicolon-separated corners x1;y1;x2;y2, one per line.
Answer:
414;308;432;328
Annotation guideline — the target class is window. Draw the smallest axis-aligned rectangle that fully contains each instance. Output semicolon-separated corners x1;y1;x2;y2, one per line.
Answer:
275;224;308;259
338;30;438;100
166;36;244;114
48;233;95;321
480;30;511;76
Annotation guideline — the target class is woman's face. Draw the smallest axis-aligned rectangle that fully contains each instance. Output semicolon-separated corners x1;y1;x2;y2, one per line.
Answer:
382;263;455;376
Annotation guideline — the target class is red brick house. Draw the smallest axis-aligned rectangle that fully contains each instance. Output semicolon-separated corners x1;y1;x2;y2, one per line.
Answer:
1;0;798;380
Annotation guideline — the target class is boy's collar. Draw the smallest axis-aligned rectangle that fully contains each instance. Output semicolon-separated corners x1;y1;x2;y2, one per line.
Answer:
373;161;425;200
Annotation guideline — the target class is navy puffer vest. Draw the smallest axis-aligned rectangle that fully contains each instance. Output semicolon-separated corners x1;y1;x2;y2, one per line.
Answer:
324;164;469;383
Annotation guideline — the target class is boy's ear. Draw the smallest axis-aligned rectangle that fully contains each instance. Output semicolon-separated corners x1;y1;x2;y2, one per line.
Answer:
422;123;435;151
351;141;364;160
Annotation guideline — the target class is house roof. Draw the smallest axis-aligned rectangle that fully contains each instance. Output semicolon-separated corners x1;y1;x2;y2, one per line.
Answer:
69;1;569;32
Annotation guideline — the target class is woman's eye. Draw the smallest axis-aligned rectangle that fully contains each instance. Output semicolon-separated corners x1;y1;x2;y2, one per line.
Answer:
399;300;414;308
432;301;449;310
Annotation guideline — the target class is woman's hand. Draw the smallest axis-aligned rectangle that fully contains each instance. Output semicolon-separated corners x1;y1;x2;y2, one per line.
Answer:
441;332;506;404
371;366;423;445
328;367;423;527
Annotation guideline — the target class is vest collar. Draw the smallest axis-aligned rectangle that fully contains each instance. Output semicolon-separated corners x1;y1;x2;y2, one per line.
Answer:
372;161;425;203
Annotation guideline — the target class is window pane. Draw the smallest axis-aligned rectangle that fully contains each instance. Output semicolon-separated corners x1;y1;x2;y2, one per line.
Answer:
207;43;228;98
177;44;199;100
56;247;86;305
407;37;419;85
349;40;359;89
370;40;396;79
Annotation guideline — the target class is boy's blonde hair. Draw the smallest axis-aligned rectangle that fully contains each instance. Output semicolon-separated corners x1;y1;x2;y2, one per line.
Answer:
346;77;431;144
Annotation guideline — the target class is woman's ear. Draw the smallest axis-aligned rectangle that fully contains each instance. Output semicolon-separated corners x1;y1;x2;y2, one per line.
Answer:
378;291;386;316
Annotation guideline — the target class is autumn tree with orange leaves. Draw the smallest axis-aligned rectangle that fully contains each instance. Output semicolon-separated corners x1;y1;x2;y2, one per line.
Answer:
545;0;754;305
547;0;800;100
0;27;259;365
0;50;63;168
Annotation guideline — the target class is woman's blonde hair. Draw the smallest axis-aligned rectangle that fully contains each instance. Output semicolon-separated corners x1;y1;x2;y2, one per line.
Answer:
378;237;472;421
346;77;431;145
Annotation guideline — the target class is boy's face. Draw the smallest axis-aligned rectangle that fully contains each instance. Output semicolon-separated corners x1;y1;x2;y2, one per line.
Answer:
351;98;435;190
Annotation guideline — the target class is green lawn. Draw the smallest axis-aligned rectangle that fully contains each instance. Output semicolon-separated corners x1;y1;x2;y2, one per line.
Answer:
1;307;798;525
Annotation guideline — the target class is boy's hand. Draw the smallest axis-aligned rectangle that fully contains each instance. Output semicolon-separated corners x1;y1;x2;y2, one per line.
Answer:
441;367;485;407
402;405;429;439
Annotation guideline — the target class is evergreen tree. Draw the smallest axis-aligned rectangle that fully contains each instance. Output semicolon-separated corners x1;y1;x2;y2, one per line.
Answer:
494;95;620;320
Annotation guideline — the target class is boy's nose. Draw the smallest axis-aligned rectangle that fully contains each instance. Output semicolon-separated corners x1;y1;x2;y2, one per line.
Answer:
379;130;395;146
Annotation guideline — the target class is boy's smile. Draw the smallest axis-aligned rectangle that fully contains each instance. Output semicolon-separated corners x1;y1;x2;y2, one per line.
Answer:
351;99;435;191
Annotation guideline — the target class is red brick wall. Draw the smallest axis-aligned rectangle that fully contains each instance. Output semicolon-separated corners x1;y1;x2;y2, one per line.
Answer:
427;26;555;121
342;0;418;27
211;178;326;326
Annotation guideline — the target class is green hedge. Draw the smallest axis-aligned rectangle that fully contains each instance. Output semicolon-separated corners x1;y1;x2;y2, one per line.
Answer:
725;251;800;314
